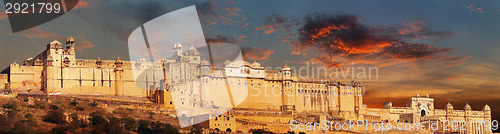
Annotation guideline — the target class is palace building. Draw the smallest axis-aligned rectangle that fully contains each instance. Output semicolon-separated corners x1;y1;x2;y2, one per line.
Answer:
0;38;492;133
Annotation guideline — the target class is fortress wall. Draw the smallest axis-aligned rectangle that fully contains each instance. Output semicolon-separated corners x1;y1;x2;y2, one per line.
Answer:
339;86;355;112
0;74;8;89
45;65;148;96
293;83;336;112
237;79;282;110
200;77;233;108
9;65;43;90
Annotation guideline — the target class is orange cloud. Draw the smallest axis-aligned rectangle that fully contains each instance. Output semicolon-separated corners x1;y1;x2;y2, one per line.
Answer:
241;47;275;60
398;19;428;35
19;28;63;39
198;0;245;26
73;1;90;10
466;4;485;13
258;13;467;75
75;40;95;51
444;77;458;80
0;12;7;20
257;14;300;35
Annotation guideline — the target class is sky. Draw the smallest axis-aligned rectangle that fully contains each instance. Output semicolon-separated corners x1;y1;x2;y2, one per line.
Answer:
0;0;499;125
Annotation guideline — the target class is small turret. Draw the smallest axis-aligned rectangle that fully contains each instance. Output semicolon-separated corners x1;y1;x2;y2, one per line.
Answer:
484;104;491;118
174;43;183;57
484;104;491;111
66;36;75;44
282;64;291;71
201;59;209;66
188;44;196;51
251;61;261;68
383;102;393;109
115;57;123;68
446;103;453;110
464;103;471;110
445;103;454;116
282;64;291;80
96;57;102;68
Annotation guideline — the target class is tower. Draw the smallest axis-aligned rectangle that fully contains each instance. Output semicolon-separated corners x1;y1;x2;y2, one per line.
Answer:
62;36;76;67
161;60;175;109
114;57;124;96
353;82;364;118
46;40;63;67
464;103;472;133
484;104;491;124
66;36;76;55
281;64;294;111
186;45;201;64
200;59;210;76
96;57;102;68
445;103;453;133
282;64;291;80
174;43;183;58
45;40;63;93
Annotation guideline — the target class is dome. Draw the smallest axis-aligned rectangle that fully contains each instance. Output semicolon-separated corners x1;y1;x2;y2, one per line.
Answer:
174;43;182;49
116;57;122;62
224;60;232;66
201;59;209;65
243;61;251;67
282;64;291;71
50;40;61;45
464;103;471;110
66;36;74;43
484;104;491;111
189;45;196;50
446;103;453;110
251;61;261;68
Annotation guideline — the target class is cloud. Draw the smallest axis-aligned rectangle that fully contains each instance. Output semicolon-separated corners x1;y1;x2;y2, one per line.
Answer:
192;0;244;26
0;12;7;20
466;4;485;13
73;0;91;10
257;14;300;35
393;19;453;41
260;13;468;72
79;0;245;40
18;27;63;39
75;40;95;51
241;47;275;60
206;35;239;44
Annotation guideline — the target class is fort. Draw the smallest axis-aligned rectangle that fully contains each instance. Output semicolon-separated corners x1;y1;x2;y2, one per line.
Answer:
0;38;492;133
